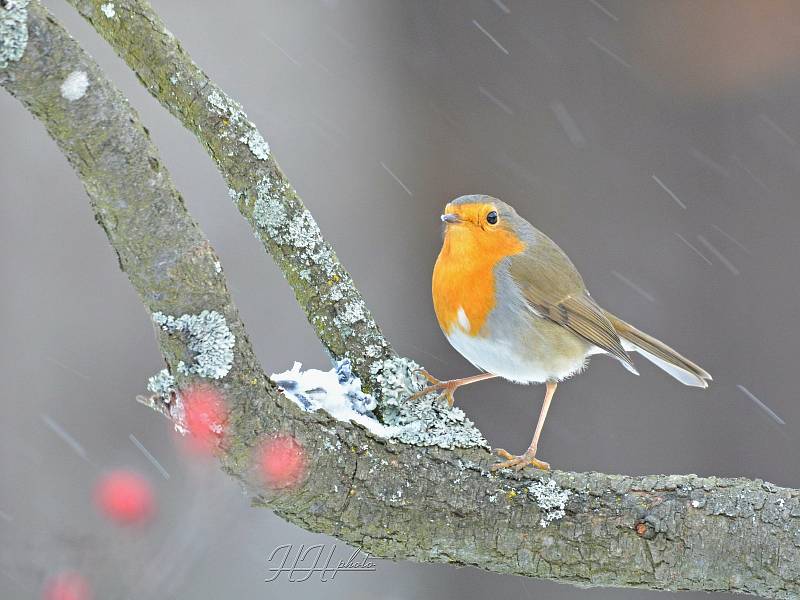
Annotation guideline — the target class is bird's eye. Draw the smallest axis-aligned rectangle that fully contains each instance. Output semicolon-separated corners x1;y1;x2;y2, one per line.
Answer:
486;211;498;225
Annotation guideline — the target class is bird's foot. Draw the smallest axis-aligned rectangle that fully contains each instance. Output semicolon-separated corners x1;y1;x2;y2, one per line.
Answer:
407;370;459;407
490;448;550;471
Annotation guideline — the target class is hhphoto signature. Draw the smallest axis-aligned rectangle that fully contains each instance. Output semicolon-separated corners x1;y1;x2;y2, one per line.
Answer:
265;543;377;582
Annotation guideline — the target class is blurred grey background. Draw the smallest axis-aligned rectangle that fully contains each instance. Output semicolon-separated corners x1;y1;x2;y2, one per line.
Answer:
3;0;800;598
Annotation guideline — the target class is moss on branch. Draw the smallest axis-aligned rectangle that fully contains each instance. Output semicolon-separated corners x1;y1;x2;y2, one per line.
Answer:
4;3;800;598
65;0;395;402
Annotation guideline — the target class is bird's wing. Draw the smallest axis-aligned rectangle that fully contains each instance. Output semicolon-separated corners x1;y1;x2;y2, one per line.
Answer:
508;237;637;372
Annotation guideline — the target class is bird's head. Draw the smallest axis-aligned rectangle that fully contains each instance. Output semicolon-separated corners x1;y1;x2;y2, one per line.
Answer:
439;194;528;259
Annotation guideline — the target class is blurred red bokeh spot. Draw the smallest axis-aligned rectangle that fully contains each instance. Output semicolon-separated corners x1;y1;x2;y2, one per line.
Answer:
180;384;227;456
42;571;92;600
258;434;306;488
94;470;155;525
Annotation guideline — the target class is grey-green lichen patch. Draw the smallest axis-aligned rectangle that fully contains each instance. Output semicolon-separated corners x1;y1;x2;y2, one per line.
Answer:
152;310;235;379
60;70;89;101
0;0;30;70
254;180;383;341
370;356;488;449
207;88;242;119
287;209;321;250
142;368;187;433
252;175;344;284
253;175;288;235
207;87;270;159
528;478;571;527
147;368;176;398
364;344;383;358
100;2;115;18
334;299;367;328
239;128;270;160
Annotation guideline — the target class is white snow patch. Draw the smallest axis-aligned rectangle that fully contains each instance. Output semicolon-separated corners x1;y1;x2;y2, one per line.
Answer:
271;360;401;438
100;3;115;18
60;71;89;101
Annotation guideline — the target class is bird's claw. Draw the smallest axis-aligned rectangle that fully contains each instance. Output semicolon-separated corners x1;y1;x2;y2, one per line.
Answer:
407;369;457;406
491;448;550;471
413;369;440;386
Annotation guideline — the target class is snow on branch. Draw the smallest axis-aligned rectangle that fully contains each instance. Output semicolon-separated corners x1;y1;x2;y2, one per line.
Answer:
63;0;397;403
4;3;800;597
270;359;486;448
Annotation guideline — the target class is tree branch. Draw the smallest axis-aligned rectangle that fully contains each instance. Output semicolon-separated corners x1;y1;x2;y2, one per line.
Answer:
64;0;397;404
3;2;800;598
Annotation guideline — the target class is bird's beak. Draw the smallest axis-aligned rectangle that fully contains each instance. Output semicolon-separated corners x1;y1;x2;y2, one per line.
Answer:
440;213;461;224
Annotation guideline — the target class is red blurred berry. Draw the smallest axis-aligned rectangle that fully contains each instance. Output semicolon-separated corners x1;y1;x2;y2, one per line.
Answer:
258;435;306;488
94;470;154;525
42;571;92;600
180;384;227;456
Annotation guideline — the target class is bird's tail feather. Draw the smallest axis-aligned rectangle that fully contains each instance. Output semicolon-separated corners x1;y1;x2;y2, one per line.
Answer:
604;311;712;388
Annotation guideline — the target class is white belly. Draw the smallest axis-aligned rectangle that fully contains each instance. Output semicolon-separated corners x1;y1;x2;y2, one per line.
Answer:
445;326;588;384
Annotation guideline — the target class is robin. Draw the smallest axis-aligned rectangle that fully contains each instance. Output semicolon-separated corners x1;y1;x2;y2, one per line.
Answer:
412;194;712;471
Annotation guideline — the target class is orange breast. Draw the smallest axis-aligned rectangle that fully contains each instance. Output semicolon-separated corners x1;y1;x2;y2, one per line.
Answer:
432;224;525;336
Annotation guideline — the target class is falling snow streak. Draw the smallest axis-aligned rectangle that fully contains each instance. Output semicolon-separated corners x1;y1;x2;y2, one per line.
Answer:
258;33;301;66
651;175;687;209
306;55;336;79
587;37;631;69
430;101;463;133
0;509;11;523
587;0;619;22
45;355;91;380
40;414;89;462
737;385;785;425
757;114;797;147
711;225;752;255
324;24;355;51
731;155;771;193
688;148;730;179
491;0;510;14
130;468;239;598
674;233;713;265
550;101;587;147
611;270;655;302
473;20;510;55
479;86;514;115
697;235;740;275
129;434;171;479
380;162;413;196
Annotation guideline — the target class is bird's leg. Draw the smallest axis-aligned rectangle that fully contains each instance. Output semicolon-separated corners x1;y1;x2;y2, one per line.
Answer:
491;381;557;471
407;370;497;407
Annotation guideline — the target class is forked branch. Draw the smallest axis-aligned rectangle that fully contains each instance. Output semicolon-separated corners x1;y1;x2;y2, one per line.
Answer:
2;2;799;597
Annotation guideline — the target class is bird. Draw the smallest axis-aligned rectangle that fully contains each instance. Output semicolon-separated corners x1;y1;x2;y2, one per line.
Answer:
411;194;712;471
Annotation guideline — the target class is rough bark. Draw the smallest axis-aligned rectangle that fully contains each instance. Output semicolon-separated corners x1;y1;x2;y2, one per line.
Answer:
62;0;396;404
2;2;800;598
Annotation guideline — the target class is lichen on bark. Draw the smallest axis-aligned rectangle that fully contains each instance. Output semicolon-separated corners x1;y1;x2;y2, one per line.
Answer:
65;0;397;404
0;0;30;69
5;3;800;598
